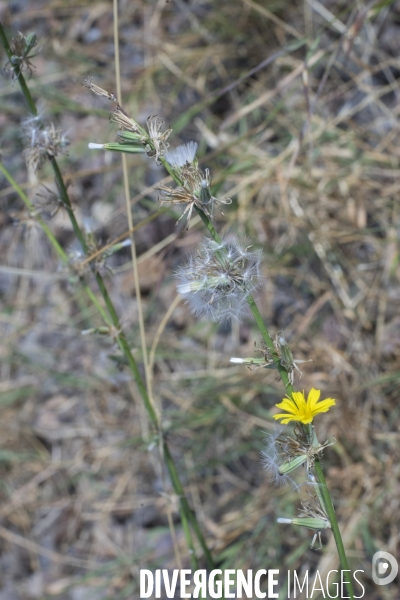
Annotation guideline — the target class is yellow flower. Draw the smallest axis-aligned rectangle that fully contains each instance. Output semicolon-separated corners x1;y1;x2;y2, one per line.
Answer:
273;388;336;424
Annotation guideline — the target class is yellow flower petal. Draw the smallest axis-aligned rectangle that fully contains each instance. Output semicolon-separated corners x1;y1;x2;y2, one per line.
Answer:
307;388;321;408
275;399;298;414
311;398;336;414
291;391;306;408
272;414;295;424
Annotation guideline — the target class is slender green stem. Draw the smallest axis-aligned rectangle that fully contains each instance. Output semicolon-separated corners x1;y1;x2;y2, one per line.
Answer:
0;20;214;567
179;505;198;570
163;442;214;570
246;295;295;396
314;460;355;599
50;158;89;252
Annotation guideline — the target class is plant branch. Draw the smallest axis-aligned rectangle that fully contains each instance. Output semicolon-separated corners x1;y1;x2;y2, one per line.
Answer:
0;19;214;567
160;151;354;596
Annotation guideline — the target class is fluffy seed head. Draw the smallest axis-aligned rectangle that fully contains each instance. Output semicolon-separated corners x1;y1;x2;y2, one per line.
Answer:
176;233;263;323
165;141;198;169
261;428;301;490
23;122;69;172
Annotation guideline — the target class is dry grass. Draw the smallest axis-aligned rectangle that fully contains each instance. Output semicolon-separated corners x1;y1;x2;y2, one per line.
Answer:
0;0;400;598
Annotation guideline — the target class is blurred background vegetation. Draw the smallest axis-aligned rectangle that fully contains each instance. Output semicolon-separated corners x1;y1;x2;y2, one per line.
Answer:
1;0;400;598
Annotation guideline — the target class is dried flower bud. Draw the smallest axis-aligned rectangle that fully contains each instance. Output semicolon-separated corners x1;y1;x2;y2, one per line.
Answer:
146;115;172;163
83;77;117;102
89;141;147;155
157;166;231;229
4;31;38;80
176;234;263;323
110;105;142;133
280;498;332;548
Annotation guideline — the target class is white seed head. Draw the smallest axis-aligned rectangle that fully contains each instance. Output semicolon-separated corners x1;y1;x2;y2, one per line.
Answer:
23;122;69;172
88;142;105;149
261;428;302;490
165;141;198;169
229;357;245;363
175;233;263;324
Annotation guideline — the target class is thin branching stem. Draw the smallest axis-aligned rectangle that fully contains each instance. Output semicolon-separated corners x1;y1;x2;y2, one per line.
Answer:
0;20;214;569
161;154;354;598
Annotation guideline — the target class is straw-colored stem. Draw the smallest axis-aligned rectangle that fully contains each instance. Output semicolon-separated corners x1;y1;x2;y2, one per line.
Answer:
112;0;155;421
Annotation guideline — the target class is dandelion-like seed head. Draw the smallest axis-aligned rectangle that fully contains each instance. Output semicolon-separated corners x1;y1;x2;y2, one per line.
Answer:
23;122;69;172
165;141;198;169
261;428;302;490
176;233;263;323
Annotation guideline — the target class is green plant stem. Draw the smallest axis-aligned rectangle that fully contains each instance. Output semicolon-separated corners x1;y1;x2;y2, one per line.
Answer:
163;442;214;569
50;157;89;251
246;295;295;396
314;460;355;599
0;21;214;569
